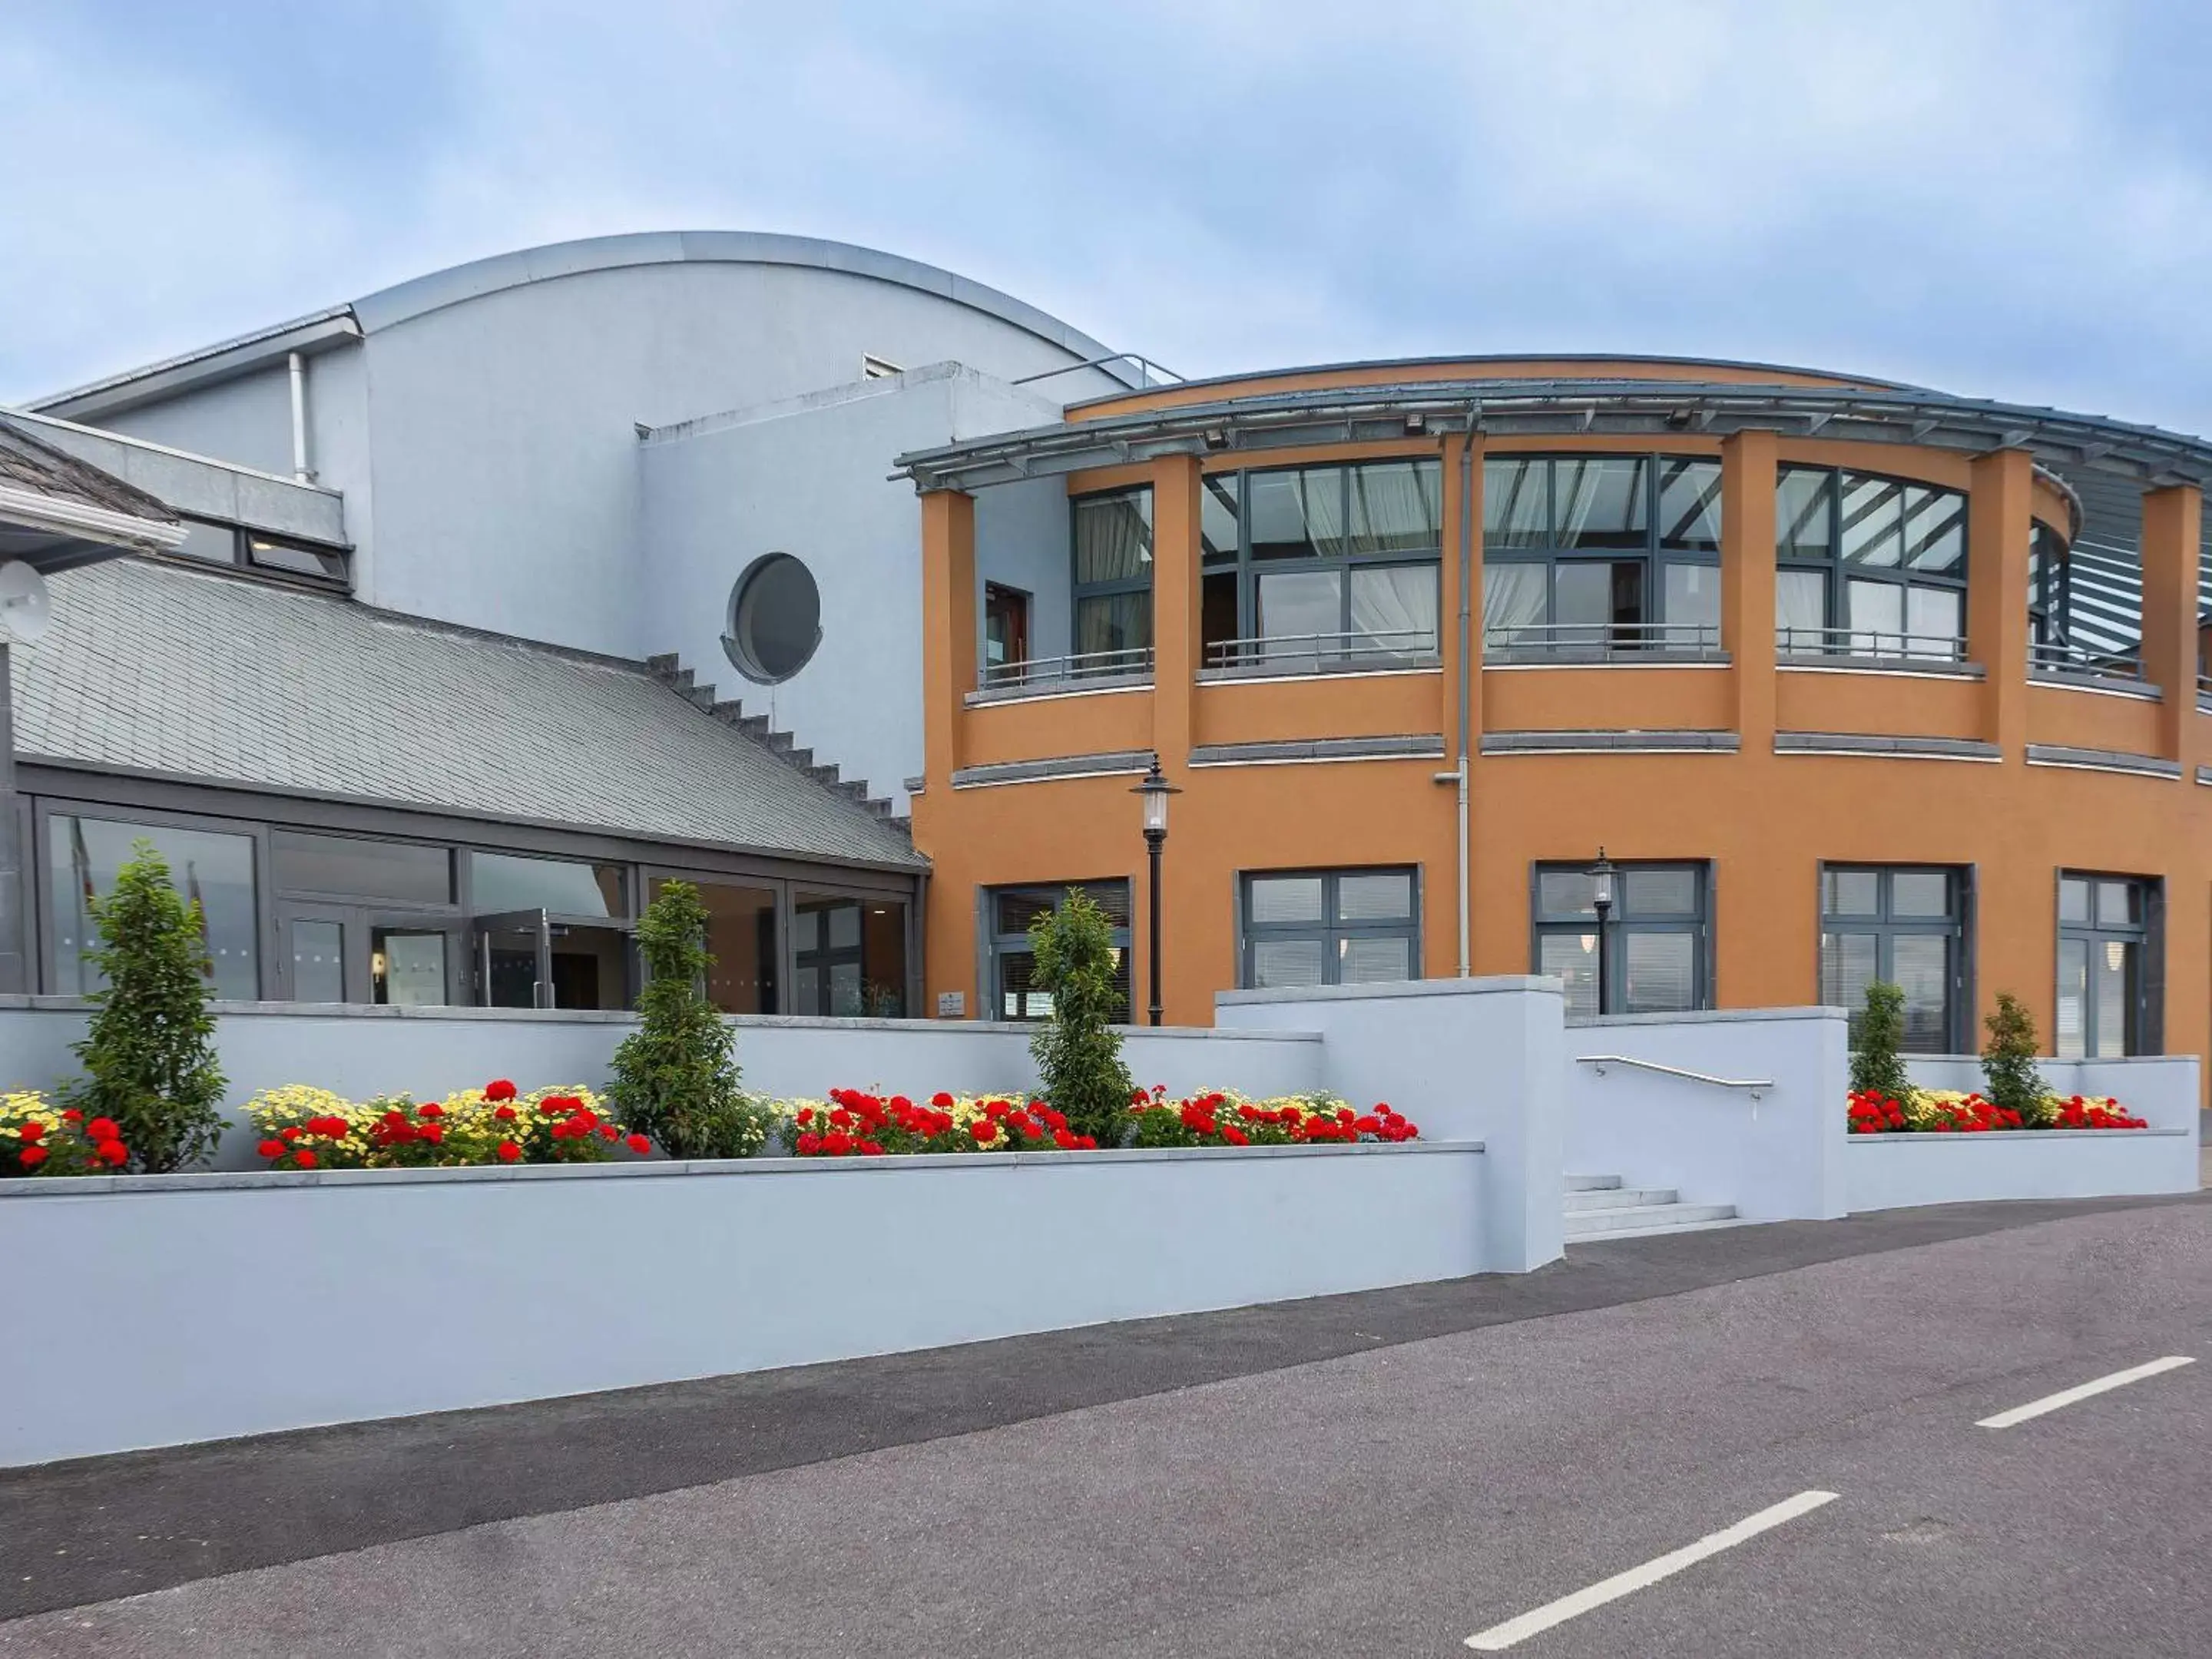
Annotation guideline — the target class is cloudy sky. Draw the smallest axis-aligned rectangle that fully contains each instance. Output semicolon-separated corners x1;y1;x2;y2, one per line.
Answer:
7;1;2212;432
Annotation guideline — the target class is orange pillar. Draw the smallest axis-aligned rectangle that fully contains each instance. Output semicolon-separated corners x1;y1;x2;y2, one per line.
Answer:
1720;429;1778;749
919;488;977;793
1965;449;2033;754
2141;483;2204;1072
1147;455;1205;1022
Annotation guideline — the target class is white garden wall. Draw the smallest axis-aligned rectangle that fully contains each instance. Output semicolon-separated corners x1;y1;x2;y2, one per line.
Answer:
0;1141;1485;1467
1563;1008;1851;1222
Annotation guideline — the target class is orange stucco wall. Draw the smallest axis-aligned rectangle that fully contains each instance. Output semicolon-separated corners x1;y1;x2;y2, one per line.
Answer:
912;388;2208;1088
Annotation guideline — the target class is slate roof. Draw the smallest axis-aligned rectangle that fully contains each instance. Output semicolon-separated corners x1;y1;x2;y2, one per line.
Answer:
0;418;177;526
9;557;925;871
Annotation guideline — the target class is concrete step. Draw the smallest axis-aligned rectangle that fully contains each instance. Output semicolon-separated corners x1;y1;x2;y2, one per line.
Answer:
1564;1200;1739;1240
1565;1185;1680;1214
1565;1214;1754;1243
1565;1174;1623;1193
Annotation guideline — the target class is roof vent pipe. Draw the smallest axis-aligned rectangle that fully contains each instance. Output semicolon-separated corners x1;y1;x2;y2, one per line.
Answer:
288;351;312;483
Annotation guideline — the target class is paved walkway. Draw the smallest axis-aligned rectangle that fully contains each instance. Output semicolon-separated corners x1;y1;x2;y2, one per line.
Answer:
3;1185;2207;1656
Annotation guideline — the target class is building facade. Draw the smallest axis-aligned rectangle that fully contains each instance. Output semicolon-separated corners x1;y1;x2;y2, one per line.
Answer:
906;356;2212;1071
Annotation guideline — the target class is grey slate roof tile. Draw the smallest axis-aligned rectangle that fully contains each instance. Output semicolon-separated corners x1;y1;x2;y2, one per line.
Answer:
10;558;925;870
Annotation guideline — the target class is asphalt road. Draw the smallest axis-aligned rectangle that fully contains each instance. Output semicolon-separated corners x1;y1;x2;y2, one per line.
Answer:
4;1188;2208;1657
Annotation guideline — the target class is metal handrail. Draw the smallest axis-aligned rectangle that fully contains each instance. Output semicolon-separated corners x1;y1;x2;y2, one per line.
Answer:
1777;625;1965;664
1575;1054;1771;1100
2028;639;2146;682
980;645;1154;690
1205;628;1439;668
1485;621;1720;658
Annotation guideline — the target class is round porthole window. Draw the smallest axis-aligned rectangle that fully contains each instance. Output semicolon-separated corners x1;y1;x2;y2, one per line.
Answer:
722;551;822;684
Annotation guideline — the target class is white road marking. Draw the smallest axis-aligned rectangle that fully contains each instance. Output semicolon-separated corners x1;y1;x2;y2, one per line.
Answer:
1464;1489;1839;1651
1975;1355;2194;1429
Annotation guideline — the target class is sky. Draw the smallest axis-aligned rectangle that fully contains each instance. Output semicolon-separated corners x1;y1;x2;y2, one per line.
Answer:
8;0;2212;434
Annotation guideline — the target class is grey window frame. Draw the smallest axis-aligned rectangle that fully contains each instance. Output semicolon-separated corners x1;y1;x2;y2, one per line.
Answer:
984;879;1133;1022
167;514;353;593
1482;453;1724;654
1237;866;1422;989
2028;522;2071;649
1776;465;1969;657
2055;871;2160;1058
1201;459;1445;661
1070;486;1154;657
1530;859;1714;1016
1818;863;1972;1053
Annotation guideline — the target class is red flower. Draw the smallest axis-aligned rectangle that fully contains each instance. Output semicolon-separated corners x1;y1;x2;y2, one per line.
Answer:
823;1131;853;1156
796;1132;822;1154
1222;1126;1250;1147
419;1123;444;1145
969;1122;993;1143
931;1091;955;1108
99;1140;130;1164
625;1132;650;1154
61;1108;82;1123
86;1118;120;1141
485;1079;518;1102
19;1145;49;1169
494;1104;517;1121
858;1140;886;1157
257;1138;286;1159
280;1124;303;1142
18;1121;43;1143
497;1140;522;1163
419;1102;444;1119
293;1148;317;1170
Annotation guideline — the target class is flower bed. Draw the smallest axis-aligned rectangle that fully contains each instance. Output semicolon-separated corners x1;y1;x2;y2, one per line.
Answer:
2;1092;134;1176
246;1079;649;1170
1846;1088;2147;1135
777;1086;1417;1157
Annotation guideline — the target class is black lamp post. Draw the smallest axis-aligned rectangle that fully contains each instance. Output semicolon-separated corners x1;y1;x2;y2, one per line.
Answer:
1132;758;1181;1026
1590;847;1618;1018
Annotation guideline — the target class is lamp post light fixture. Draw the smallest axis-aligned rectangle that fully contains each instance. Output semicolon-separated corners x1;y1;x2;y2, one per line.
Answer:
1132;757;1181;1026
1590;846;1618;1018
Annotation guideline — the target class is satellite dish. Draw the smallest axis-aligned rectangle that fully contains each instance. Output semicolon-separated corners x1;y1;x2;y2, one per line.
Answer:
0;561;51;646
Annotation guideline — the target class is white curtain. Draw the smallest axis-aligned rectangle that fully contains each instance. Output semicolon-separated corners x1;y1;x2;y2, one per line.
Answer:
1351;565;1439;655
1483;563;1548;648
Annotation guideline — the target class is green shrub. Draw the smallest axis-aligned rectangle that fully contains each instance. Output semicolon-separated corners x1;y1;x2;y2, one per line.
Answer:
1849;980;1914;1103
62;839;227;1172
1981;992;2051;1126
608;882;773;1159
1027;888;1135;1147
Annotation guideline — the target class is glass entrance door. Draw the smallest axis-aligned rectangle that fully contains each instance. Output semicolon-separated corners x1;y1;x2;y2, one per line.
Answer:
281;904;459;1005
281;908;355;1002
475;909;551;1008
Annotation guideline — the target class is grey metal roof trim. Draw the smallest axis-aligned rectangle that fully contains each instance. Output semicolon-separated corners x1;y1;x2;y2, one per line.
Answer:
27;308;361;420
10;558;926;873
896;377;2212;498
1060;352;1931;415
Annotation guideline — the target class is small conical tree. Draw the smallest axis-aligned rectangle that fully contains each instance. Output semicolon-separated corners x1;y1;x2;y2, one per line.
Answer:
1849;980;1914;1103
1028;888;1135;1147
65;839;227;1171
608;881;770;1158
1981;992;2049;1124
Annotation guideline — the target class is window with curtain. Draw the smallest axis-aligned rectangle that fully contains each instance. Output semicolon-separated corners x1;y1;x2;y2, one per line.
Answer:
1531;861;1710;1018
2056;873;2155;1058
988;881;1133;1021
1200;460;1442;667
1071;488;1154;667
1481;455;1722;655
1776;466;1968;661
1239;868;1419;988
1819;866;1967;1053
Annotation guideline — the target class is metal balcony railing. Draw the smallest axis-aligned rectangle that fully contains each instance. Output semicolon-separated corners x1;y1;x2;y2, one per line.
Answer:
2028;639;2146;684
1205;628;1440;671
979;645;1154;693
1777;626;1967;665
1483;621;1721;661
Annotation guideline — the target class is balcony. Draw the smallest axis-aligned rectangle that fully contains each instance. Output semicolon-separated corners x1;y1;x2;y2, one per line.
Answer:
1199;628;1441;680
1482;621;1723;665
1777;626;1975;674
2027;639;2152;696
967;646;1154;705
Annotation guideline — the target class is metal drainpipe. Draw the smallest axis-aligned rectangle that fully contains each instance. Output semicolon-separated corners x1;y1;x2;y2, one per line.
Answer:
1432;427;1475;978
288;351;311;482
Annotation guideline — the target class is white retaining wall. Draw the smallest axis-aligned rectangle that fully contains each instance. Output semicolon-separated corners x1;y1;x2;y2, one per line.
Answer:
0;998;1326;1169
0;1141;1484;1467
1216;978;1566;1271
1563;1008;1850;1222
1846;1055;2205;1210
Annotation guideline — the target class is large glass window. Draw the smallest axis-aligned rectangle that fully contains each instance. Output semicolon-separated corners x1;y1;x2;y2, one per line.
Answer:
1239;868;1419;988
2028;522;2071;653
1071;488;1154;667
1201;460;1442;667
647;877;778;1014
48;813;260;999
471;852;625;917
792;893;906;1018
273;830;452;905
1482;455;1722;655
988;881;1131;1021
2056;873;2154;1058
1777;467;1967;661
1820;866;1966;1052
1532;861;1710;1018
